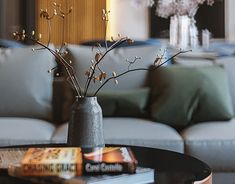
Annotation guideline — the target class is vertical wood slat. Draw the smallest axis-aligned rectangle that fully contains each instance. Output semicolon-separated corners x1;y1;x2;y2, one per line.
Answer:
35;0;106;45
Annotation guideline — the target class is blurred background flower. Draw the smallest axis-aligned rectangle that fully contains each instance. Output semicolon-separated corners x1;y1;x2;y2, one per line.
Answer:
156;0;214;18
131;0;214;18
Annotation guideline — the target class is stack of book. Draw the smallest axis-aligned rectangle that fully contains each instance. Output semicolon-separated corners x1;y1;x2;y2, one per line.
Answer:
7;147;154;184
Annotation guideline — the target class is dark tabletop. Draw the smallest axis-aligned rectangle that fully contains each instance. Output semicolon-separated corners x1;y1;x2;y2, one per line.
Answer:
130;146;211;184
0;144;211;184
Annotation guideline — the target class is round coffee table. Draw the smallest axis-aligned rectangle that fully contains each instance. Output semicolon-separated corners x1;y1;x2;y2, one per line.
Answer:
128;145;212;184
0;144;212;184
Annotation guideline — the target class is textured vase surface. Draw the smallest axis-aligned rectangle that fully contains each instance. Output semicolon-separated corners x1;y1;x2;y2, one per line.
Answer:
67;96;105;148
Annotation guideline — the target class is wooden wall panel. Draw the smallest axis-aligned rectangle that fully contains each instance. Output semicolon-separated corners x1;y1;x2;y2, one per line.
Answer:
35;0;106;45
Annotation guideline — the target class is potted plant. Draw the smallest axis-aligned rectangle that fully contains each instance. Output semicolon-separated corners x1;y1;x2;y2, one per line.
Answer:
13;2;188;148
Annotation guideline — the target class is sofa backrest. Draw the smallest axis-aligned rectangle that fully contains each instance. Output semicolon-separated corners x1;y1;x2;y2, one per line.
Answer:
0;45;56;122
0;41;167;124
66;44;166;93
0;39;25;48
53;42;167;123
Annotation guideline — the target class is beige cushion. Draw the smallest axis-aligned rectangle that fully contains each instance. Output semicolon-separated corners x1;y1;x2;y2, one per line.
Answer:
0;46;56;121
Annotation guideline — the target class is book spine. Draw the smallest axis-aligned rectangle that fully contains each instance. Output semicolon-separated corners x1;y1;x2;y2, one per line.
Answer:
8;164;84;184
12;162;136;177
83;162;136;175
21;163;78;176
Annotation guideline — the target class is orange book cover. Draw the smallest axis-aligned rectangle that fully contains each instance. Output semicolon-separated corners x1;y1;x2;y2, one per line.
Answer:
21;147;137;177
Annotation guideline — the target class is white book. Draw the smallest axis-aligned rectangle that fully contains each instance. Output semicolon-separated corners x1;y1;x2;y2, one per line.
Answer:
67;167;154;184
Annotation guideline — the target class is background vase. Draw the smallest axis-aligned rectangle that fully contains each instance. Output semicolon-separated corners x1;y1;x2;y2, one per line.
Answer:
178;15;190;49
67;96;105;148
169;15;198;49
169;15;178;47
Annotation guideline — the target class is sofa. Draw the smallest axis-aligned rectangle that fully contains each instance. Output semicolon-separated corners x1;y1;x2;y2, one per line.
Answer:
1;41;235;184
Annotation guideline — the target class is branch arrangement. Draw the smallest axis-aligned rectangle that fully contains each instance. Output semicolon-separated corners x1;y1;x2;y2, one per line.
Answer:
13;2;190;97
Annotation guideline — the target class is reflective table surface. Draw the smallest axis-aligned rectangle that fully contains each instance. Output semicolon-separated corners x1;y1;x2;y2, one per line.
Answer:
0;144;212;184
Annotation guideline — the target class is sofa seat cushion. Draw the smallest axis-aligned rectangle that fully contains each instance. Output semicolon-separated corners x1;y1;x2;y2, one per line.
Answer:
103;118;184;153
51;118;184;153
181;118;235;171
0;118;55;146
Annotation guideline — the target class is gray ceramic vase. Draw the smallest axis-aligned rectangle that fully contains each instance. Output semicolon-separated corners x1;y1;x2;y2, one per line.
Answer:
67;96;105;148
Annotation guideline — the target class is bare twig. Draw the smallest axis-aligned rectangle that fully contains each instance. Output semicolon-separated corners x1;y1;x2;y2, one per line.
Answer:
83;38;130;96
13;3;190;98
93;50;191;96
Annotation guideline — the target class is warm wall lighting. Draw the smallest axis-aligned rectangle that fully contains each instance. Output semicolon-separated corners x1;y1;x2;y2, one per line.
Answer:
106;0;149;40
106;0;115;40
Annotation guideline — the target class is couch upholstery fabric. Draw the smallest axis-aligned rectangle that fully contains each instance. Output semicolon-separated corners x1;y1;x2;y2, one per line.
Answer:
0;46;56;121
150;65;234;127
175;56;235;112
67;44;165;92
2;44;235;183
51;117;184;153
97;88;150;117
181;118;235;171
0;118;55;146
216;57;235;112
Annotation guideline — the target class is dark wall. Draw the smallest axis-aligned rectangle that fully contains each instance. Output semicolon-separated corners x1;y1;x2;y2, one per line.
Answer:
0;0;35;40
195;0;224;38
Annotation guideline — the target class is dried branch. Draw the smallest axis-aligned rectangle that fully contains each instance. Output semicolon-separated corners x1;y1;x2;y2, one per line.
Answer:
83;37;131;96
13;31;83;97
93;50;191;96
13;3;190;98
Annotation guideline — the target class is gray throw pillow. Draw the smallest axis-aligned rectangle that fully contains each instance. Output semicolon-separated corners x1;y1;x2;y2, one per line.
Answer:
66;44;165;93
0;46;56;121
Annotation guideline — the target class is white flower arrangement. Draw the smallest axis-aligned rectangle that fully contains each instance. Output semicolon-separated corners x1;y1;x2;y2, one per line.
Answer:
156;0;214;18
131;0;214;18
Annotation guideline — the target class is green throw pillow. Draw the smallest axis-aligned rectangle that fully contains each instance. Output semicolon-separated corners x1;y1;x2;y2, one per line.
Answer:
97;88;150;117
150;65;234;127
